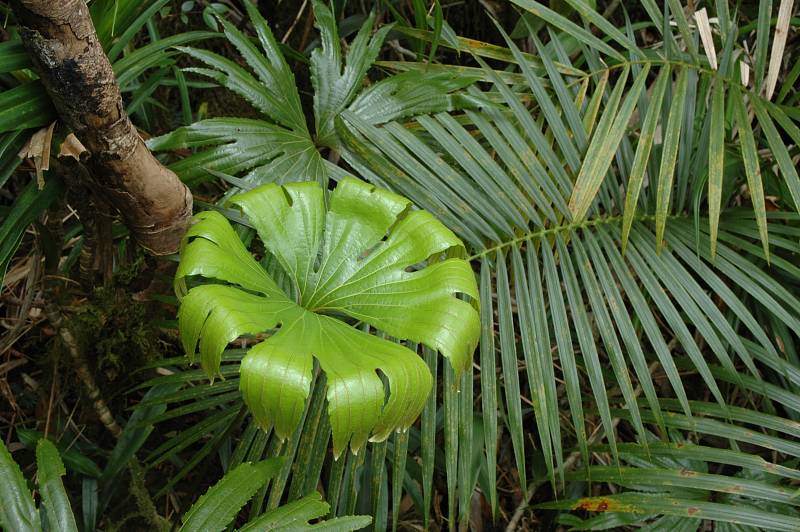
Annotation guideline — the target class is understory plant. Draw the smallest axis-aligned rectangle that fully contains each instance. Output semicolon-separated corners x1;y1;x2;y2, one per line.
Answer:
0;438;369;532
1;0;799;530
148;0;800;529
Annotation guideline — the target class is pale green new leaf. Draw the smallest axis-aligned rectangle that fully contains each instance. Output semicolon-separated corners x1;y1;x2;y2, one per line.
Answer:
176;177;479;455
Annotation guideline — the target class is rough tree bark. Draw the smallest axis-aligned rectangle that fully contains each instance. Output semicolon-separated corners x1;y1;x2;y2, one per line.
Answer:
11;0;192;255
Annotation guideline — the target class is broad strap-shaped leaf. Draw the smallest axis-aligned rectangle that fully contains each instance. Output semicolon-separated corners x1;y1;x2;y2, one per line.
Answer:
176;177;479;455
36;439;79;532
0;438;39;532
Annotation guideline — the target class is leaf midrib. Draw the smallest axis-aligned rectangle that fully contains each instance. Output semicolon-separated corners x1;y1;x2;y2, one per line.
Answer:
467;213;688;261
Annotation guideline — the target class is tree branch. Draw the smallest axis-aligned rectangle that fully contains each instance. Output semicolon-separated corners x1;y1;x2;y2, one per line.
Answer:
11;0;192;255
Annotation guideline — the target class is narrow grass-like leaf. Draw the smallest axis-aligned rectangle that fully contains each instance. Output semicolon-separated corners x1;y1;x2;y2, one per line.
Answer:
666;0;698;56
1;176;64;284
582;70;609;138
443;361;459;531
751;96;800;213
0;40;30;73
571;244;647;454
683;226;800;331
708;79;726;258
326;452;346;518
583;230;665;434
510;0;626;60
695;8;717;69
561;0;644;59
496;23;580;173
457;364;473;529
632;227;745;387
369;440;389;531
621;231;726;411
531;34;587;152
542;241;589;472
478;259;498;514
466;107;564;223
765;0;794;99
659;397;800;438
147;410;237;466
391;430;409;532
621;64;670;253
606;441;800;481
654;67;689;252
557;235;619;466
391;27;584;76
496;250;527;490
113;31;219;87
512;246;555;486
755;0;774;89
420;346;437;527
666;230;782;363
571;66;649;222
474;55;572;196
342;443;367;515
731;86;770;260
417;114;521;234
566;466;800;506
526;244;564;482
436;111;538;227
288;373;329;501
619;407;800;457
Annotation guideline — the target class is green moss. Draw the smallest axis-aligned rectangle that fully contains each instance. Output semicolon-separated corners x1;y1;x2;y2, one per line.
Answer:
69;284;163;385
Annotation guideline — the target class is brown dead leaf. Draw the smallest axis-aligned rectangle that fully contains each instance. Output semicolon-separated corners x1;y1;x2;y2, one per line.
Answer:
58;133;87;161
17;121;56;190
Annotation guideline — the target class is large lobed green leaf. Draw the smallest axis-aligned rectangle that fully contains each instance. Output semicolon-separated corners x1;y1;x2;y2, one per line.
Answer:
175;177;479;456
